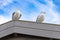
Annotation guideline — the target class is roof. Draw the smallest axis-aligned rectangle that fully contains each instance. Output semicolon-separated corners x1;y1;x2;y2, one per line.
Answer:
0;20;60;39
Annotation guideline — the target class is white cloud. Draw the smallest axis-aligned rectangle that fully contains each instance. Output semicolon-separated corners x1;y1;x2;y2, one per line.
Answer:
43;0;60;24
0;0;13;9
0;15;10;24
0;0;13;24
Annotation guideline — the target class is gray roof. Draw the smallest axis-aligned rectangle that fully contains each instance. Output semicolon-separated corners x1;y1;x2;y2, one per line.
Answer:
0;20;60;39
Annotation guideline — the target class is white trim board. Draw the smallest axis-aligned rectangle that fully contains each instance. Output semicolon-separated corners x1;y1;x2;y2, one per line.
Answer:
0;20;60;39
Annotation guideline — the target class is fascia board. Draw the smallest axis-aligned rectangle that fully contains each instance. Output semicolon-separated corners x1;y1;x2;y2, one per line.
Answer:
14;26;60;39
0;27;14;38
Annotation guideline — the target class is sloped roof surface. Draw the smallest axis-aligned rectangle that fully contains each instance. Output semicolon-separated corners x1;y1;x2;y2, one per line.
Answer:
0;20;60;39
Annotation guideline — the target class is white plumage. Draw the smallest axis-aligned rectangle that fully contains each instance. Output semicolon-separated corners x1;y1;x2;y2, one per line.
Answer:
12;9;21;20
36;11;45;23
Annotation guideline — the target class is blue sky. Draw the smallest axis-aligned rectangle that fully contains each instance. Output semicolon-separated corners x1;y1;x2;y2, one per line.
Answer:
0;0;60;24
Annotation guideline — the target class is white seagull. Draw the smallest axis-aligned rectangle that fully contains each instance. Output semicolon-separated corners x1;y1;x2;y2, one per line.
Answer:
36;11;46;23
12;9;22;20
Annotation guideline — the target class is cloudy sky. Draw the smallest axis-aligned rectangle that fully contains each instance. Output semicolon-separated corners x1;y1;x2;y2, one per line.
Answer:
0;0;60;24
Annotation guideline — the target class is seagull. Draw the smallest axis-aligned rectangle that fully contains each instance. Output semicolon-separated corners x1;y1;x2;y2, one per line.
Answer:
12;9;22;20
36;11;46;23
